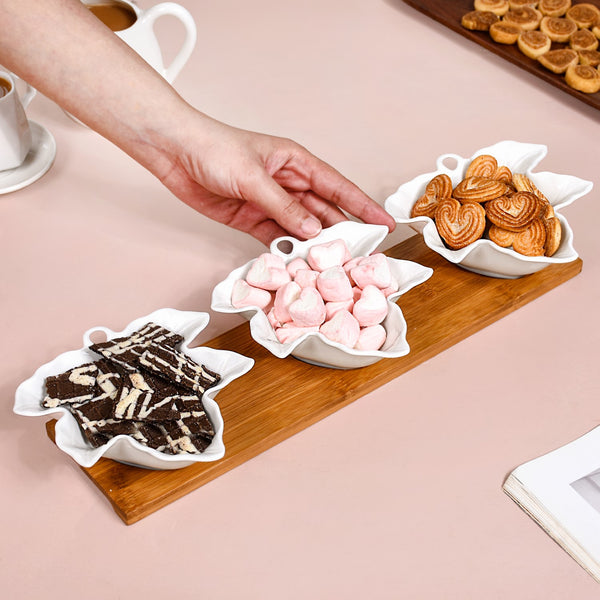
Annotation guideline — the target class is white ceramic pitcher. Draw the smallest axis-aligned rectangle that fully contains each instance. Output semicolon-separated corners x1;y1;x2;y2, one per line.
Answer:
83;0;197;83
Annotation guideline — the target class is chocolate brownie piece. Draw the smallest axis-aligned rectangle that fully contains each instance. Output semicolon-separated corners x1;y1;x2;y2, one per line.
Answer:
43;362;100;408
138;343;221;394
90;322;184;371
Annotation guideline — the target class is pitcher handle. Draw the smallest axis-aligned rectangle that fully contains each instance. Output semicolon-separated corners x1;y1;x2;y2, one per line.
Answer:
143;2;197;83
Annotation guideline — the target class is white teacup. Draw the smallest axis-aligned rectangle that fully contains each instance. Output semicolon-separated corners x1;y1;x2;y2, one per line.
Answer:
0;71;36;172
82;0;197;83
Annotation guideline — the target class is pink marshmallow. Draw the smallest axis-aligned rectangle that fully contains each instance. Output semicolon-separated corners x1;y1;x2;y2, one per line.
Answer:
319;309;360;349
286;257;310;278
275;324;319;344
316;266;353;302
350;253;392;289
352;285;388;327
267;307;283;329
381;276;399;298
325;298;354;320
355;325;387;351
352;286;362;302
307;239;351;271
273;281;301;324
288;287;326;327
294;268;319;289
342;256;362;285
231;279;272;309
246;253;291;291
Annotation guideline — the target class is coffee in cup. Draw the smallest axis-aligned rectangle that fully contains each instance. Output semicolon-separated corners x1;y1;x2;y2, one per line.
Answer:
86;1;137;32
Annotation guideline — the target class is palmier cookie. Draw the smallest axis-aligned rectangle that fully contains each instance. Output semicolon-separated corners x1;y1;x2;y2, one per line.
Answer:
462;10;499;30
593;23;600;39
538;48;578;72
494;165;514;183
504;7;543;30
570;28;599;51
465;154;498;178
565;63;600;93
508;0;539;8
434;198;486;250
488;225;516;248
538;0;572;17
490;21;522;43
543;214;562;256
486;191;543;231
474;0;510;15
453;176;510;202
566;3;600;29
518;30;552;58
512;173;549;203
411;173;453;219
511;219;547;256
539;15;577;41
578;49;600;66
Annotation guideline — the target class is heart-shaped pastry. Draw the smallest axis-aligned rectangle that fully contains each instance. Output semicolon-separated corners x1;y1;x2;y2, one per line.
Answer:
512;219;547;256
411;173;453;219
434;198;486;250
486;191;542;232
465;154;498;179
453;176;510;203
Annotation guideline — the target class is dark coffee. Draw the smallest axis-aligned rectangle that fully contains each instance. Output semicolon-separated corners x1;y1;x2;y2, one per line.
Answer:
0;77;12;99
87;2;137;32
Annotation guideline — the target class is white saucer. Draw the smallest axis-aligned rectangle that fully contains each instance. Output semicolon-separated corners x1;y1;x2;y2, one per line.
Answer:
0;121;56;194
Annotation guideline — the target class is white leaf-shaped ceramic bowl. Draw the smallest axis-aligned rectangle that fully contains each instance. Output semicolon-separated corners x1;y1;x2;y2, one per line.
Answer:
211;222;433;369
384;140;593;278
13;308;254;470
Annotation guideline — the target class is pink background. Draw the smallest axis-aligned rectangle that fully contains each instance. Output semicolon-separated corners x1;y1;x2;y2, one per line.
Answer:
3;0;600;597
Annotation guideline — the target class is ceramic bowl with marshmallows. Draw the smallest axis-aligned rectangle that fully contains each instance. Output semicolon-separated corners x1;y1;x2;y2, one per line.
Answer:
211;222;432;369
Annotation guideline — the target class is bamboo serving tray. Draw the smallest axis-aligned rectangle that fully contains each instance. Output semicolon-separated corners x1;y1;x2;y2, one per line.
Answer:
401;0;600;111
47;235;582;524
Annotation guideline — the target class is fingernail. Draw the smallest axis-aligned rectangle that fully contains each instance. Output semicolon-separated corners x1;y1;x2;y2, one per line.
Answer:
301;216;321;237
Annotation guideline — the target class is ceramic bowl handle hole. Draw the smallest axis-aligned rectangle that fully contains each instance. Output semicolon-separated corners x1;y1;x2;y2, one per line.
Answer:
82;326;113;347
436;154;461;174
272;238;296;257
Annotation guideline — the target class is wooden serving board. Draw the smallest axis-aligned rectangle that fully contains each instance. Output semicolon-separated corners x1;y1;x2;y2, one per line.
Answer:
46;235;582;525
401;0;600;111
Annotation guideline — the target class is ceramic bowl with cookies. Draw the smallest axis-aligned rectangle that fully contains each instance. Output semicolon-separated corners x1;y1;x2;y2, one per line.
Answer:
384;140;593;278
211;222;433;369
13;309;254;470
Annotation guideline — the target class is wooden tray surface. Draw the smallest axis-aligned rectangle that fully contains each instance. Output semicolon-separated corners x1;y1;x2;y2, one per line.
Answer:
46;235;582;524
402;0;600;111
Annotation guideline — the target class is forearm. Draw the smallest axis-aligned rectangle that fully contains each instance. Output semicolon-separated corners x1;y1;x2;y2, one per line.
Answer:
0;0;199;178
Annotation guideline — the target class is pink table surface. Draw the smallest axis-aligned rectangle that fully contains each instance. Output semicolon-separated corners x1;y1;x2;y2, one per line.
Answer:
2;1;600;598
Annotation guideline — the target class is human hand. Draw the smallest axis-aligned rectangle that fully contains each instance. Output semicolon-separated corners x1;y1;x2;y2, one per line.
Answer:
154;114;396;245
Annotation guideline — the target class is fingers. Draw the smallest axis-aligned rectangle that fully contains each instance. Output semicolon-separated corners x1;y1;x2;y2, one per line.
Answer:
241;169;324;240
302;154;396;232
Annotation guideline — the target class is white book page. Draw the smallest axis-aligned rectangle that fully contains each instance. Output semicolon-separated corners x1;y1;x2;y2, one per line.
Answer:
507;426;600;563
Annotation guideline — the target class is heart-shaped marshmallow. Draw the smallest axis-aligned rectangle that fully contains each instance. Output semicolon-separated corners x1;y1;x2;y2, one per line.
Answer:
319;309;360;348
316;266;353;302
246;253;291;290
231;279;272;309
273;281;301;324
275;324;319;344
325;298;354;321
294;268;319;289
355;324;387;351
307;239;351;271
288;287;326;327
286;257;310;278
350;253;392;289
352;284;388;327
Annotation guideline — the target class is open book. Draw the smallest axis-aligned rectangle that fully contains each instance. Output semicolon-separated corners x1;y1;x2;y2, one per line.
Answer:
503;426;600;583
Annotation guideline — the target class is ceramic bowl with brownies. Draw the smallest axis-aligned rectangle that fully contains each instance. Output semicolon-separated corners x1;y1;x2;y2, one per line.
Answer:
211;222;433;369
13;308;254;469
384;140;592;278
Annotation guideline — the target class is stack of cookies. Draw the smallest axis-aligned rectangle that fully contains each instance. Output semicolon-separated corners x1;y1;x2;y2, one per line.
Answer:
461;1;600;94
410;154;562;257
43;322;221;455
